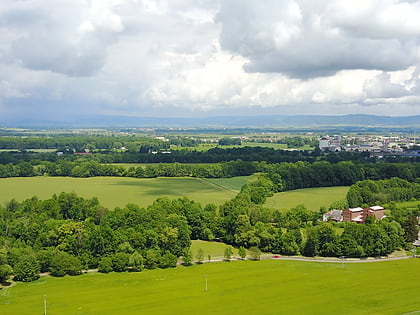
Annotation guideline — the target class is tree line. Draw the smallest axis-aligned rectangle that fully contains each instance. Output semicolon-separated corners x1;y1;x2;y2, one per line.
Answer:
2;171;419;283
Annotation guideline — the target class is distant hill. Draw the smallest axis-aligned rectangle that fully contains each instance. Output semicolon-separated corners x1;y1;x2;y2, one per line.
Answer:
1;114;420;129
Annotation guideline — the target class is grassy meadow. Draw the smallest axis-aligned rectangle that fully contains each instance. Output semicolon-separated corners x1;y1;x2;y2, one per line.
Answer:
265;186;350;212
190;240;239;259
0;176;241;209
1;258;420;314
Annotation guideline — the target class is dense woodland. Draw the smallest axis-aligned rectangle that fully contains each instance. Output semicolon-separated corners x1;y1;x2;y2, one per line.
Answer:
0;134;419;283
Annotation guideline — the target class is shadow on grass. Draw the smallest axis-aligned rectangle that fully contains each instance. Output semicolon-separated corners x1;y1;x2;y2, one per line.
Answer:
0;280;12;288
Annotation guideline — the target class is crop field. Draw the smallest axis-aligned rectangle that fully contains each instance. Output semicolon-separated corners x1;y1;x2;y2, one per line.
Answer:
1;258;420;314
265;186;350;211
205;176;250;192
0;176;239;209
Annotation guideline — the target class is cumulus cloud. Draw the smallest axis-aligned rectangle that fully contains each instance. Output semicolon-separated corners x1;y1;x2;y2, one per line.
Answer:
363;72;410;98
1;0;124;77
216;0;420;78
0;0;420;120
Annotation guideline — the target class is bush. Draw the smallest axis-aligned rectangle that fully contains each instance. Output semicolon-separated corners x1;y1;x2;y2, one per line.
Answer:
14;255;40;282
112;252;130;272
0;264;13;282
50;251;82;277
98;257;113;273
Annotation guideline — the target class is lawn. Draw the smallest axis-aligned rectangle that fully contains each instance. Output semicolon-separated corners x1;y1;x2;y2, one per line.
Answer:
0;176;238;209
190;240;238;259
265;186;350;212
1;259;420;314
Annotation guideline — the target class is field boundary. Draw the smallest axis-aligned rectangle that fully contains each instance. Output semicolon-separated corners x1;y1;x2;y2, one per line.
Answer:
194;178;239;193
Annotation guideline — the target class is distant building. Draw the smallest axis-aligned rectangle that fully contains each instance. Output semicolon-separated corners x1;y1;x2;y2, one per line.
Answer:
322;209;343;222
322;206;385;223
342;206;385;223
319;135;342;151
319;137;329;150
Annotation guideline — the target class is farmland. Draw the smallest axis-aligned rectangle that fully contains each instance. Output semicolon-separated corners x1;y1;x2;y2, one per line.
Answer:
0;176;246;209
265;186;350;211
1;258;420;314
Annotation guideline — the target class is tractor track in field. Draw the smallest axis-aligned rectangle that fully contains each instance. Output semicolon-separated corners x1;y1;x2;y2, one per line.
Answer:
194;177;239;193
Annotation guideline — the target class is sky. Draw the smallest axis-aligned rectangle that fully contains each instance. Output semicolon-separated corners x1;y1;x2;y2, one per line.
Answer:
1;0;420;121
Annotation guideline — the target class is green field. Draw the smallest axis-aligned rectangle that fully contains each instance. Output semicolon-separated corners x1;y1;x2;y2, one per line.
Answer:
191;240;238;259
0;177;239;209
1;259;420;314
206;176;250;192
265;186;350;211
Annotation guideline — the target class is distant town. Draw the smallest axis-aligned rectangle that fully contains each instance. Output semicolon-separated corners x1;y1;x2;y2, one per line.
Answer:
317;134;420;156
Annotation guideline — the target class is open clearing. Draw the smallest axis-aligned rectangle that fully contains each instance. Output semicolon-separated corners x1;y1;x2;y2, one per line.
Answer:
1;259;420;314
265;186;350;211
190;240;238;259
0;176;239;209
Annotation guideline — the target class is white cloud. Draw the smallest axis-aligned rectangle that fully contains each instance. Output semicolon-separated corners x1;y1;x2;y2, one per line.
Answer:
0;0;419;120
216;0;420;78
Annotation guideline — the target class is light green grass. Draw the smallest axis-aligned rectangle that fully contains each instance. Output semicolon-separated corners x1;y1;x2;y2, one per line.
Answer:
191;240;238;259
0;177;237;209
1;259;420;314
206;176;250;192
265;186;350;211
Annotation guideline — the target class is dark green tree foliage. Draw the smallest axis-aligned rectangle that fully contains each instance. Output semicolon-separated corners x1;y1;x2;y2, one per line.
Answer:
111;252;130;272
98;257;113;273
159;251;178;268
182;249;193;266
49;251;82;276
0;264;13;282
239;173;275;204
347;178;420;207
13;255;40;282
129;251;144;271
402;216;420;243
218;138;241;146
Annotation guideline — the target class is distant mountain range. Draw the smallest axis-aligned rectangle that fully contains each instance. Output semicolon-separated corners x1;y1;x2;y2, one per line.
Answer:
1;114;420;129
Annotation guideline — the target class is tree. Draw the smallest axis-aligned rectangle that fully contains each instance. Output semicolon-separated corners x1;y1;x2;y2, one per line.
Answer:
182;249;193;266
238;246;247;260
403;216;419;243
196;248;205;264
249;246;262;260
129;252;144;272
0;264;13;282
49;251;82;276
159;251;177;268
98;257;113;273
224;246;234;261
14;255;40;282
144;249;160;269
112;252;130;272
